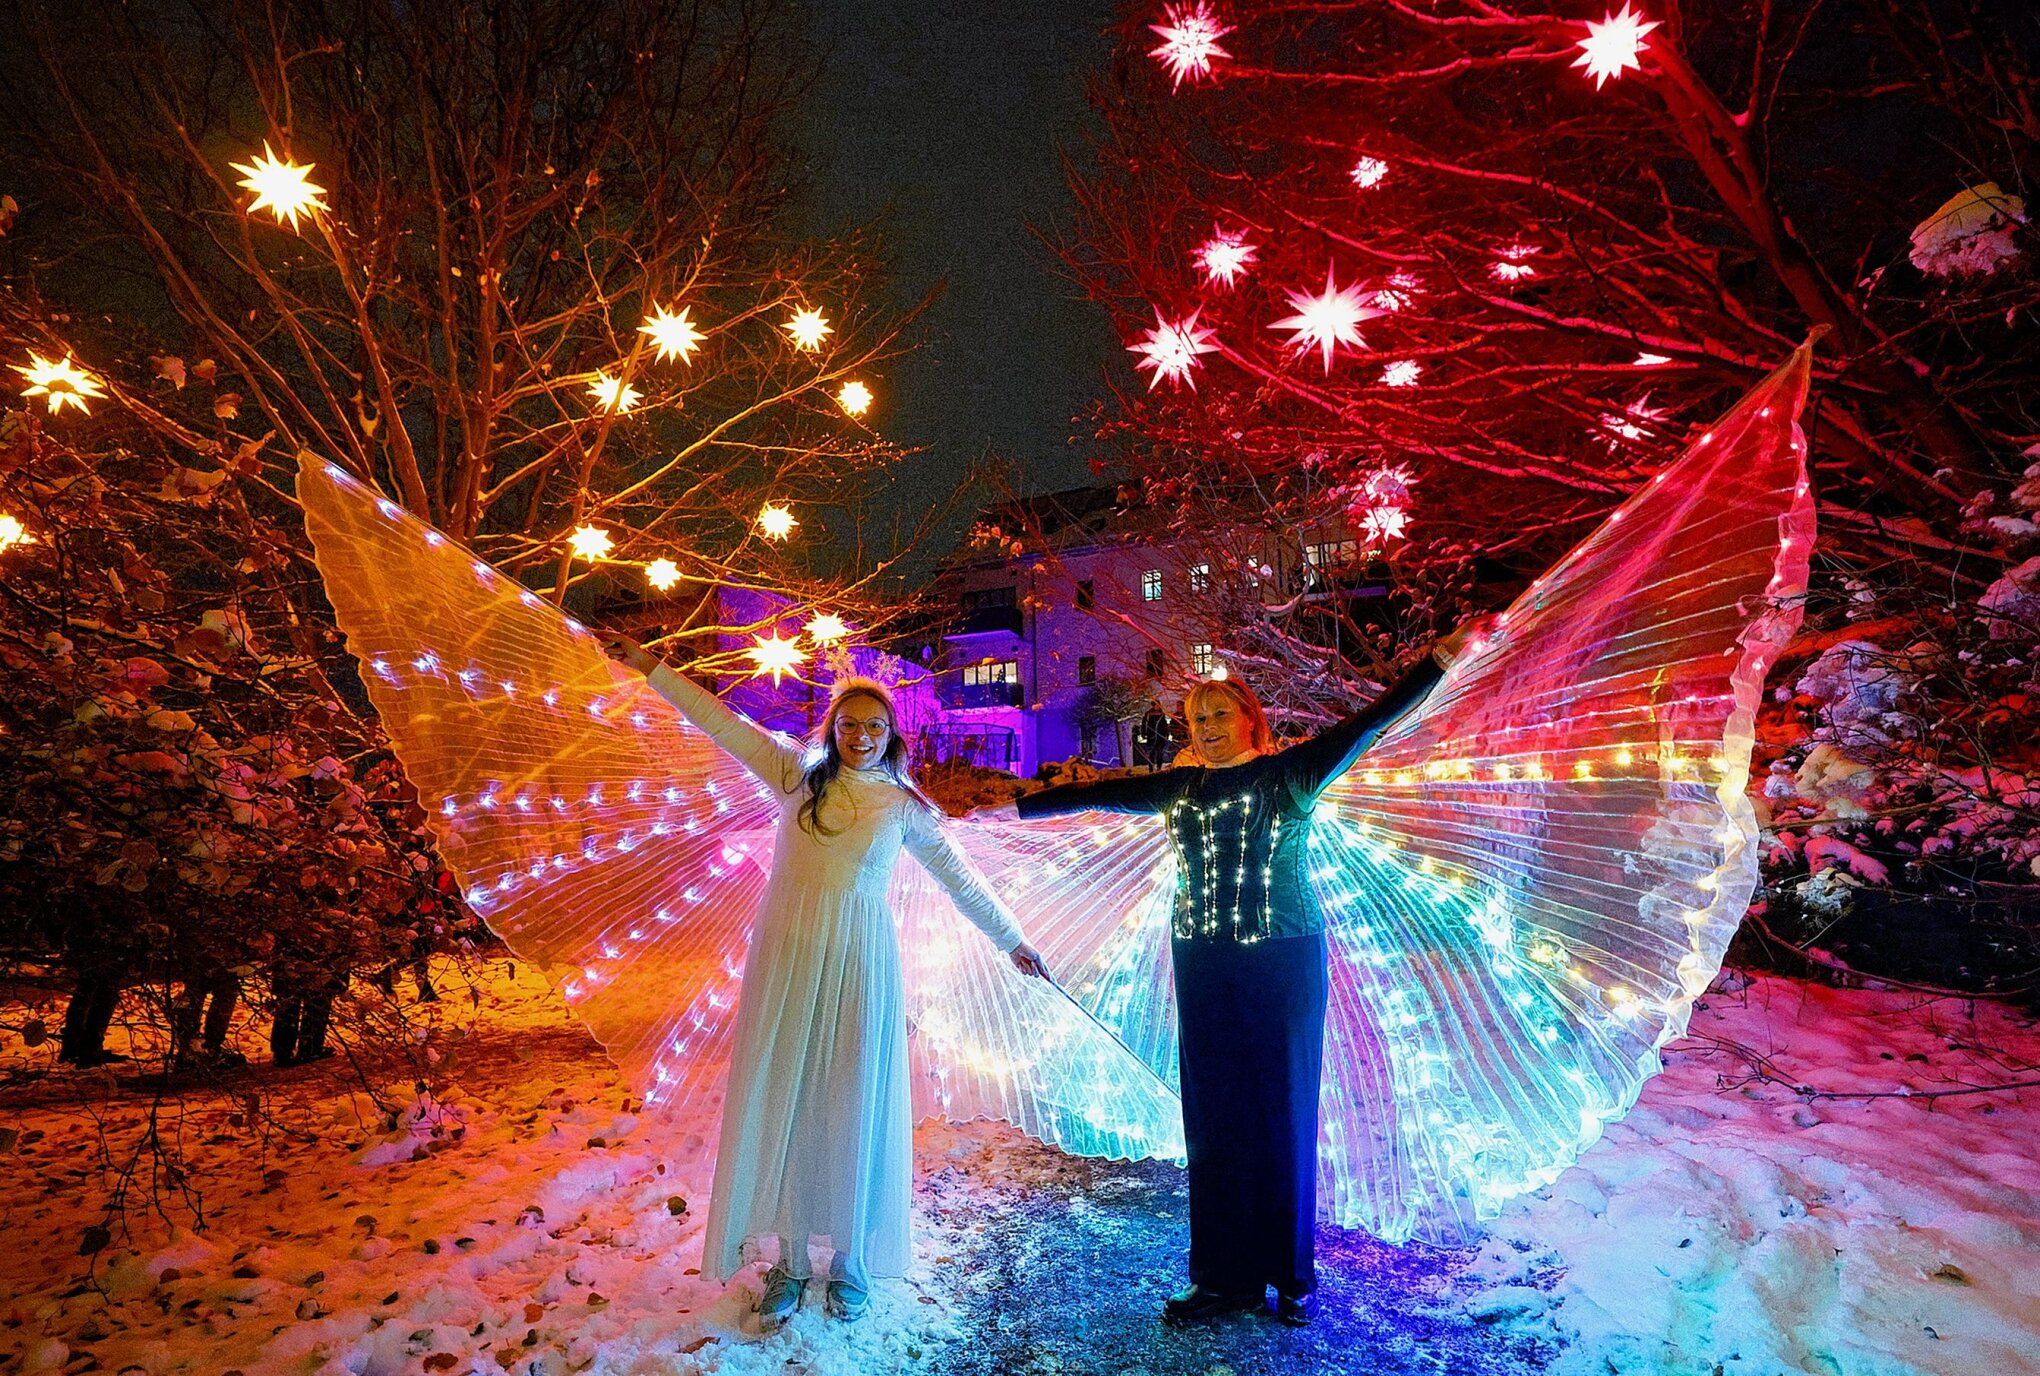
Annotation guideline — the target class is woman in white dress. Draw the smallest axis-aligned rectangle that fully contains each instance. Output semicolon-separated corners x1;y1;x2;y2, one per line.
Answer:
607;635;1048;1328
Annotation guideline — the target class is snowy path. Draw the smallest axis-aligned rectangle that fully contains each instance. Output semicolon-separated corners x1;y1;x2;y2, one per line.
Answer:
2;963;2036;1376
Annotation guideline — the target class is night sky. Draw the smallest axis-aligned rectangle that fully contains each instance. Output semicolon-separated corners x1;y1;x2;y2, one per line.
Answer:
794;0;1123;559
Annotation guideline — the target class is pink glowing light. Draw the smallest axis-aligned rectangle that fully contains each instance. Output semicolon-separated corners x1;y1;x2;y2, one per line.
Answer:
1195;227;1258;287
1149;2;1231;91
1574;4;1659;89
1129;307;1221;391
1269;265;1384;373
1349;156;1389;190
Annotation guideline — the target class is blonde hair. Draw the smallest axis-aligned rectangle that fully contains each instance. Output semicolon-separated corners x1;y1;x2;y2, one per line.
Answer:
1183;677;1274;757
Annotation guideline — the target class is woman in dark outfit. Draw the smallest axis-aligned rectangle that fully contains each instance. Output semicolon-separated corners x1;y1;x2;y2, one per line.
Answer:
987;630;1473;1325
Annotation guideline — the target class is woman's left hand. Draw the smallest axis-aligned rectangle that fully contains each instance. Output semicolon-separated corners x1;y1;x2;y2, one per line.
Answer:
1008;942;1049;979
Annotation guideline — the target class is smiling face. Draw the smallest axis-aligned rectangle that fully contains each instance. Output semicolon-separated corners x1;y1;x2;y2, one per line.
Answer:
830;691;893;769
1190;693;1253;766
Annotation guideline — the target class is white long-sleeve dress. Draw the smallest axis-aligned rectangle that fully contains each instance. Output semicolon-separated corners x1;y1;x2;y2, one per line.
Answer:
646;665;1024;1286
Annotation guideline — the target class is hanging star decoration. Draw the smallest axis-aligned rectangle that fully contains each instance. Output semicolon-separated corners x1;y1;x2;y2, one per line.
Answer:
1381;360;1422;388
1492;245;1539;282
645;558;681;591
1195;227;1258;287
587;370;642;413
806;612;849;644
1360;503;1410;543
1269;266;1383;373
13;352;107;416
757;504;798;540
837;380;873;416
1350;155;1390;190
1149;2;1231;90
1601;393;1668;445
0;514;36;554
1129;308;1220;391
1574;4;1659;89
638;305;705;364
784;308;833;352
568;525;613;561
230;143;329;229
747;631;806;684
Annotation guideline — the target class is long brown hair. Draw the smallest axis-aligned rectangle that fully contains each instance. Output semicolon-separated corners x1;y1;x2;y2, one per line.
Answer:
798;679;934;836
1183;677;1275;758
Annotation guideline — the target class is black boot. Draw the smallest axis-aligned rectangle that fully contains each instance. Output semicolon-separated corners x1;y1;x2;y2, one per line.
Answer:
1162;1283;1263;1326
1273;1289;1318;1326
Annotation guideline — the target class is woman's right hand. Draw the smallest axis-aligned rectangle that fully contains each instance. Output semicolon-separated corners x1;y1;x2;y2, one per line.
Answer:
603;633;659;676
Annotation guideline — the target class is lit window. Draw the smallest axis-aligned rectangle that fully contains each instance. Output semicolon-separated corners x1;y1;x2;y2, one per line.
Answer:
1191;643;1215;675
963;659;1020;687
1141;569;1163;601
1189;562;1210;594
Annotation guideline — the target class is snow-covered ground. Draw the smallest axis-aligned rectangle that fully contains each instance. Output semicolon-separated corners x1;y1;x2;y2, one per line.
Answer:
2;962;2036;1376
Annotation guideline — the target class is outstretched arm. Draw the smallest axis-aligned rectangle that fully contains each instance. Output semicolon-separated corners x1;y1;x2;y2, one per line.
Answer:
1010;766;1183;820
607;635;803;794
902;806;1048;977
1279;617;1494;797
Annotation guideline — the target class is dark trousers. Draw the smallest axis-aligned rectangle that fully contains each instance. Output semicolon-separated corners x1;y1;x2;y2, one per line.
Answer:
1173;931;1329;1297
59;971;123;1063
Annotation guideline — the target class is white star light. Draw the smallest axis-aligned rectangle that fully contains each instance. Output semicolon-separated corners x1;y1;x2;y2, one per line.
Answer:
638;305;705;363
1574;4;1659;89
1195;227;1259;288
837;380;873;416
645;557;681;591
747;632;807;684
1269;265;1383;373
568;524;613;561
784;308;833;351
757;504;798;540
1149;2;1232;91
806;612;849;643
1381;360;1422;388
1350;156;1389;190
0;514;36;554
1129;308;1220;391
1361;504;1410;543
1492;245;1539;282
1601;393;1668;444
230;143;329;229
587;370;641;413
13;352;106;416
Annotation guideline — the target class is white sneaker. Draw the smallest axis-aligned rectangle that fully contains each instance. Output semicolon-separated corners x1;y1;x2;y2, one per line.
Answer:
757;1266;805;1332
825;1277;868;1322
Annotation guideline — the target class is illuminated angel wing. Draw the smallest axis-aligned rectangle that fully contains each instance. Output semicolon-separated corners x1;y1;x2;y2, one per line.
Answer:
296;454;1186;1157
1308;345;1817;1244
297;456;777;1112
891;819;1185;1160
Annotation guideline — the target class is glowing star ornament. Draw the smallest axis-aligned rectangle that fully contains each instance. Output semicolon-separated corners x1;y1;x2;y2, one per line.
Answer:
13;352;107;416
1129;308;1220;392
568;524;614;561
644;558;681;591
784;308;833;352
1574;4;1659;89
1270;265;1384;373
1149;2;1231;91
0;514;35;554
1381;360;1422;388
1492;246;1538;283
638;305;705;364
1360;503;1410;543
1349;156;1390;190
757;504;798;540
1601;394;1668;445
1195;228;1258;288
837;380;873;416
587;370;642;414
230;143;329;229
746;631;807;684
806;612;849;643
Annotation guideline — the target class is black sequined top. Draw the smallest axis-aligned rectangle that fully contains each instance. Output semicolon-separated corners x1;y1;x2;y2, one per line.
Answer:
1016;660;1444;943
